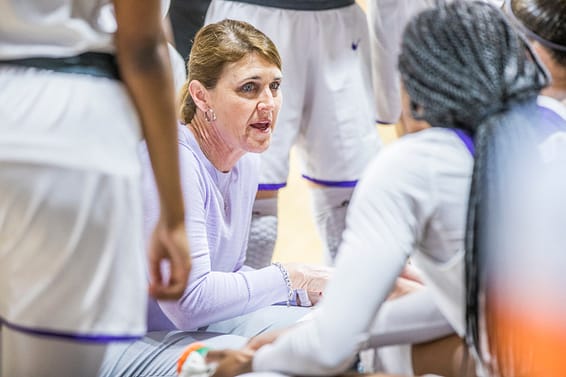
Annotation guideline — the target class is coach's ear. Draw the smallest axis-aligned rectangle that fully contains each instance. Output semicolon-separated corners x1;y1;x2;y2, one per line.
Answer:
188;80;211;113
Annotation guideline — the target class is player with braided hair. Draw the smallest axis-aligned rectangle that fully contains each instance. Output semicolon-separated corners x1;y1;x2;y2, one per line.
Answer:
398;2;565;375
201;2;566;376
465;1;566;376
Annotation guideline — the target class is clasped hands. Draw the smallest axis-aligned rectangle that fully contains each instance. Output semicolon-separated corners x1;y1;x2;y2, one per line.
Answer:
207;263;424;376
284;262;332;306
207;328;288;377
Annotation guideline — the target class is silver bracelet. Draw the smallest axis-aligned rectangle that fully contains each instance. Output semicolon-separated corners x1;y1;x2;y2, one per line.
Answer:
272;262;294;307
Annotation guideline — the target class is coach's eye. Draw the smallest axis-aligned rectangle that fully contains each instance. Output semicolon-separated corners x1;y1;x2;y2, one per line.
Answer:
241;82;257;93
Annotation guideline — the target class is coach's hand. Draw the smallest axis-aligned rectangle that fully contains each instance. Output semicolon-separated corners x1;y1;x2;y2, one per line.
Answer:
285;263;332;306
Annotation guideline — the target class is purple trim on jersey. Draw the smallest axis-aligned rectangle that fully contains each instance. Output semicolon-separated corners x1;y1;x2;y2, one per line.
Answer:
301;175;358;188
538;105;566;135
258;183;287;190
453;129;475;156
224;0;355;11
0;317;143;343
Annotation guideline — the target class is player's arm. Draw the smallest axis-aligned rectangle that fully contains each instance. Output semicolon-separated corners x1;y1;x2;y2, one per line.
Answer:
113;0;191;299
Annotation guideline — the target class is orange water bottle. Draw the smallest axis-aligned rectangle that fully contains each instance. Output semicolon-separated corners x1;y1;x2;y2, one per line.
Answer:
177;342;217;377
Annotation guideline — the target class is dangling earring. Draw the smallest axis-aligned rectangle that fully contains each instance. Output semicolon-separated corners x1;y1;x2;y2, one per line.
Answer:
204;108;217;122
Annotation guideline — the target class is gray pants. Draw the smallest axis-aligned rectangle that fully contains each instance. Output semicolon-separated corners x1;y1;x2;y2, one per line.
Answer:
100;306;311;377
204;305;311;337
99;331;246;377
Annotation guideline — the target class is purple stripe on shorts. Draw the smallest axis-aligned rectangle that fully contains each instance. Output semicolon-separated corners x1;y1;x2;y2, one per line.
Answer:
258;183;287;190
301;175;358;188
0;317;143;343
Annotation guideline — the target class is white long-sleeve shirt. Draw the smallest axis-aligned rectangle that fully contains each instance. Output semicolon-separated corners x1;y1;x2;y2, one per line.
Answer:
142;127;290;331
253;127;473;374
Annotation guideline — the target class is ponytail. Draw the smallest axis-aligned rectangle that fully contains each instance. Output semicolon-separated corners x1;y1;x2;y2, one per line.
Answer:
179;79;195;125
398;1;552;373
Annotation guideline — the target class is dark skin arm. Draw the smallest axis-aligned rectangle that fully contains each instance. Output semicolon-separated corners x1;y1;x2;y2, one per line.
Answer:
113;0;191;300
412;334;476;377
207;349;254;377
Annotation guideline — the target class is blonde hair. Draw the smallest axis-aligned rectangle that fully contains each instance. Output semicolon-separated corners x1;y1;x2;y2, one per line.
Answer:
179;19;282;124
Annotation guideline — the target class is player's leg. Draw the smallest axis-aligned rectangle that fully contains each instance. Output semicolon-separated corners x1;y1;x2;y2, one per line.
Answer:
299;3;381;264
247;191;280;268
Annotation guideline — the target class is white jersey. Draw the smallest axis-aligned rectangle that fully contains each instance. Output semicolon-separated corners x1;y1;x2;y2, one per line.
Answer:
252;127;473;374
0;0;148;341
0;67;143;176
0;0;151;177
95;0;187;95
0;0;115;59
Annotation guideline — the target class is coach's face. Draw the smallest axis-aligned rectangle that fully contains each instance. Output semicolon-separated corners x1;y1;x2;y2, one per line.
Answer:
206;52;283;154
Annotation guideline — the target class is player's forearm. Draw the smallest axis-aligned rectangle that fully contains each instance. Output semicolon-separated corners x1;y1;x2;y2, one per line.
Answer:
117;37;185;227
163;267;289;329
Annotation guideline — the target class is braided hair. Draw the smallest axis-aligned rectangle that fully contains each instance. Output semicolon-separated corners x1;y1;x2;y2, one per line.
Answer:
398;1;550;374
398;1;548;131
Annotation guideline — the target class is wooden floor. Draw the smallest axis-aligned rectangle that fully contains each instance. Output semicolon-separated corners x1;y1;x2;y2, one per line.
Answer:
272;126;398;264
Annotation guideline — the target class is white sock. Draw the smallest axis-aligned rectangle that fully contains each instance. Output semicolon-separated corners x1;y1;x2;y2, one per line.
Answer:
245;198;278;269
310;187;354;265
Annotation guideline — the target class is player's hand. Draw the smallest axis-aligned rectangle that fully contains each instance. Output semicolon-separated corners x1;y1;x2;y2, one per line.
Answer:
387;262;424;300
387;277;423;301
285;263;332;306
148;218;191;300
208;349;254;377
400;262;424;284
246;327;291;351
